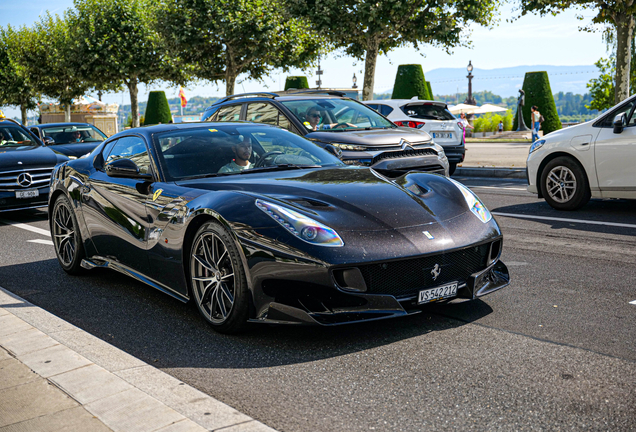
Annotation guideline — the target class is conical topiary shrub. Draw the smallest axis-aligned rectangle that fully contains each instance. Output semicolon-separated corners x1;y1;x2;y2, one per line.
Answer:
144;91;172;125
426;81;434;100
513;71;561;135
284;76;309;91
391;65;431;100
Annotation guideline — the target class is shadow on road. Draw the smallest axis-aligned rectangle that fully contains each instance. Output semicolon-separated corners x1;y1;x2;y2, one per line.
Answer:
0;258;494;370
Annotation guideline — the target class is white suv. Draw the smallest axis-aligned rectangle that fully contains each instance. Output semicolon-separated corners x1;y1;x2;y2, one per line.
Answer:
526;94;636;210
364;98;465;175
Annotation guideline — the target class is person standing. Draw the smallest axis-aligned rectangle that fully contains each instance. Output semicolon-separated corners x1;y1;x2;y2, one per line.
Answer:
459;112;473;142
498;120;504;133
530;105;541;142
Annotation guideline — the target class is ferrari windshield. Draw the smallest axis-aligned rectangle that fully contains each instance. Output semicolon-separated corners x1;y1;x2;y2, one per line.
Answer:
155;125;344;180
0;125;38;147
41;124;107;144
280;98;395;132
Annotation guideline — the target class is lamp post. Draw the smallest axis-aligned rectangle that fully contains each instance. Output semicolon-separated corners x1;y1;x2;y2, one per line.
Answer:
352;73;358;89
465;61;476;105
316;63;323;89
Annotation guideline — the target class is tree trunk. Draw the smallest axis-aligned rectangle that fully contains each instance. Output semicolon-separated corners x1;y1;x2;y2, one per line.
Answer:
20;105;27;125
615;14;635;104
127;79;140;128
225;67;237;96
64;104;71;122
362;37;380;100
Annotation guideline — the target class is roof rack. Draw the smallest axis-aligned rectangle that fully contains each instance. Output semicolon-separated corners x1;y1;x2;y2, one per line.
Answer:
282;89;347;97
214;92;279;105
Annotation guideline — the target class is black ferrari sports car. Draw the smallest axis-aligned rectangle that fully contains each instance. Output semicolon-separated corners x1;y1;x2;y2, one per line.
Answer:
49;122;509;333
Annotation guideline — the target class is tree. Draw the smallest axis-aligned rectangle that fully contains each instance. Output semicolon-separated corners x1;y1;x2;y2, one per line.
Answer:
156;0;324;96
0;27;39;124
70;0;180;127
513;71;561;135
9;13;87;122
286;0;500;100
519;1;636;104
144;91;172;125
391;65;431;100
285;76;310;90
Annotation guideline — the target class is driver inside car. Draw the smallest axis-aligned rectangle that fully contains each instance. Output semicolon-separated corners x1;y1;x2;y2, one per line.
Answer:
305;107;355;131
218;135;254;173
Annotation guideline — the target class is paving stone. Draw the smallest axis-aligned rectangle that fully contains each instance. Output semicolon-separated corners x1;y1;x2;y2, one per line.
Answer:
0;406;113;432
0;314;31;338
0;378;77;428
0;347;11;361
18;344;92;379
50;363;133;405
0;358;39;390
0;327;59;356
153;419;207;432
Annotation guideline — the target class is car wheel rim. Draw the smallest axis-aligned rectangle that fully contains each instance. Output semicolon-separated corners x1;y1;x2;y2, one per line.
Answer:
546;166;577;203
191;232;235;324
53;202;76;266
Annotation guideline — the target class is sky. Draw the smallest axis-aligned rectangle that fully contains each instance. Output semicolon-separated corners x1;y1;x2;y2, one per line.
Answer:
0;0;609;118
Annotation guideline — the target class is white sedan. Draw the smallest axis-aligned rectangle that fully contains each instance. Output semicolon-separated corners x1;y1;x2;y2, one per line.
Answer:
526;95;636;210
364;98;465;175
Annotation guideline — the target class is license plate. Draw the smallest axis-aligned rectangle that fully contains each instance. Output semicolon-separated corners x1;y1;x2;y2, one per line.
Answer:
418;282;458;304
432;132;452;139
16;189;39;199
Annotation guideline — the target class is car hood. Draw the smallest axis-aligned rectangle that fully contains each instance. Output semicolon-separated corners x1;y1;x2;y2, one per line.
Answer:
50;142;100;158
0;145;62;170
306;127;432;146
178;167;472;232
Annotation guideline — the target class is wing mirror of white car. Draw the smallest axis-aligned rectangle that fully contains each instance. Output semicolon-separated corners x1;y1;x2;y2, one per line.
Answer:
613;113;627;134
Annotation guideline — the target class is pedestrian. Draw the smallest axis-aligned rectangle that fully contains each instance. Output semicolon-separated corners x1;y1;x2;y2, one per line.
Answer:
531;105;542;142
459;112;473;142
498;120;504;133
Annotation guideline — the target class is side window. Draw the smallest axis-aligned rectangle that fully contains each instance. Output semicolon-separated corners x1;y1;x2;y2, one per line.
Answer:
600;101;635;127
216;104;243;122
106;136;152;174
278;112;291;131
367;104;379;112
379;105;394;116
246;103;293;131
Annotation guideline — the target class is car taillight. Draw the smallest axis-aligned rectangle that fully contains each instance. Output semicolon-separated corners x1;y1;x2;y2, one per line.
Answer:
396;121;425;128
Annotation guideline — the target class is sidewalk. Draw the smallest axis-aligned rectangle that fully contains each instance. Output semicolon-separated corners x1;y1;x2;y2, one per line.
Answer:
454;140;531;179
0;286;276;432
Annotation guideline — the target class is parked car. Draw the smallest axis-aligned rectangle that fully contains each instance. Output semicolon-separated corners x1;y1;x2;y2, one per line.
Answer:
526;94;636;210
201;90;449;177
0;114;69;212
364;98;465;175
49;122;509;333
29;122;108;159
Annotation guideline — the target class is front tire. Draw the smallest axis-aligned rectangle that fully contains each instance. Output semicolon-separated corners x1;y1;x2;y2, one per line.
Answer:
51;195;86;274
540;156;590;211
448;163;457;176
189;221;249;333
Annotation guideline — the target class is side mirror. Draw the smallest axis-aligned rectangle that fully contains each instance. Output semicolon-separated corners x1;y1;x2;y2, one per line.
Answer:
43;136;55;145
613;113;627;134
324;144;343;159
105;158;153;180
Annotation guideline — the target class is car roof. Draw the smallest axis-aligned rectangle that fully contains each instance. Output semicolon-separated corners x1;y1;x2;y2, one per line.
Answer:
205;90;353;111
111;121;277;138
365;99;445;107
33;122;94;128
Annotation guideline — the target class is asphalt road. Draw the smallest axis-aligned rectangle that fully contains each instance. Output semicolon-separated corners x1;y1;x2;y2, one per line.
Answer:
0;179;635;431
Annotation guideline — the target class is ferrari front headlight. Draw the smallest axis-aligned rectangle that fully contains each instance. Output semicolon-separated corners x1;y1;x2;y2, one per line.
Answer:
255;199;344;247
447;178;492;223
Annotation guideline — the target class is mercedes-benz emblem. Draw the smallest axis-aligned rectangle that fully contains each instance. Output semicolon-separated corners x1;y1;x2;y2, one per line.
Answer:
17;172;33;187
431;263;441;281
399;138;414;151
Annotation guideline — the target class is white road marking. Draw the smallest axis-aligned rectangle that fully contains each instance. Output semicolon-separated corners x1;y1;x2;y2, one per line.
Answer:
471;185;527;191
27;239;54;246
0;221;51;237
630;300;636;305
492;212;636;230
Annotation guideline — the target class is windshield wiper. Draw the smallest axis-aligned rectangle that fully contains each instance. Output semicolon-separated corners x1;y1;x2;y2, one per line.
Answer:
241;164;322;173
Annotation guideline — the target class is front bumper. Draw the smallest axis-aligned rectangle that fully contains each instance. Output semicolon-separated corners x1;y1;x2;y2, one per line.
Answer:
441;145;466;164
0;187;50;212
340;149;448;175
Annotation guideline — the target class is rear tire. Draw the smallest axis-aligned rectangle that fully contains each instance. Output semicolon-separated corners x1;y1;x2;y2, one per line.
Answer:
51;195;86;274
448;163;457;176
540;156;590;211
189;221;249;334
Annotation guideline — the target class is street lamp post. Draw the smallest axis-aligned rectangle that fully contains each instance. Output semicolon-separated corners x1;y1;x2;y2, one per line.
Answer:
352;73;358;89
316;63;323;89
465;61;476;105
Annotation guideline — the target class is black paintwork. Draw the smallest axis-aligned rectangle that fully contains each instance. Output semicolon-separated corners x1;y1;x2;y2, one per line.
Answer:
0;119;69;211
30;122;106;158
49;122;509;326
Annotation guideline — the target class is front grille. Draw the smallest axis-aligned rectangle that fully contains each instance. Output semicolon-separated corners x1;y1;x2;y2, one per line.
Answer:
0;168;54;191
372;148;437;165
357;244;490;298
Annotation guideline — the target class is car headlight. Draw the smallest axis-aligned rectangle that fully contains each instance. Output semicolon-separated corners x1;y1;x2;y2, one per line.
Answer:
529;139;545;154
447;178;492;223
430;143;447;157
255;199;344;247
331;143;367;151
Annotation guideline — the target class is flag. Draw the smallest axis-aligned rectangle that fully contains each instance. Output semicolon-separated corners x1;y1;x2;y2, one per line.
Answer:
179;87;187;108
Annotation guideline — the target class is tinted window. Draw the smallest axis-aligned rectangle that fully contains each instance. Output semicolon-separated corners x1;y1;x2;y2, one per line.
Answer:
598;100;635;127
377;105;394;116
0;125;38;147
367;104;379;111
246;103;292;131
40;124;107;144
106;136;152;174
401;104;455;120
215;104;242;122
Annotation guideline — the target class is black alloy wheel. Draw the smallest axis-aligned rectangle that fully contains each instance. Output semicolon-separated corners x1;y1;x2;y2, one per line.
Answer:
540;156;591;211
51;195;85;274
190;221;249;333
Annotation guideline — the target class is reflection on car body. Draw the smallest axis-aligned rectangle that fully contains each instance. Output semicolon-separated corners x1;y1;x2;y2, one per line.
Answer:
49;122;509;333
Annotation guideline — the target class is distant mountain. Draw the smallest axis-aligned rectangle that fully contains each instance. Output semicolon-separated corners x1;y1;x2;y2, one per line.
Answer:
380;65;600;98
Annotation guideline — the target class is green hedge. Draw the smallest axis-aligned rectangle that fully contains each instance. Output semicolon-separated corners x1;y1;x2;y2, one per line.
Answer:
513;71;561;134
426;81;433;99
391;65;431;100
284;76;309;90
144;91;172;125
473;111;513;132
